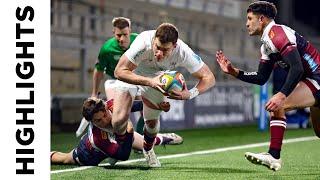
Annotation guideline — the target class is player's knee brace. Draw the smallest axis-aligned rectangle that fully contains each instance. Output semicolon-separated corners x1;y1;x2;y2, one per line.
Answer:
144;122;160;134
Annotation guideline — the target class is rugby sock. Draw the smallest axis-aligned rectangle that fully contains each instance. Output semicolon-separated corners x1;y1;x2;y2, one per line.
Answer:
268;117;287;159
143;130;156;151
135;116;145;135
154;136;162;145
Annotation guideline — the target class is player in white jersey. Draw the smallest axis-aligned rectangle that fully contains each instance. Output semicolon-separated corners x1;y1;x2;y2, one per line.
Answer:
216;1;320;171
111;23;215;167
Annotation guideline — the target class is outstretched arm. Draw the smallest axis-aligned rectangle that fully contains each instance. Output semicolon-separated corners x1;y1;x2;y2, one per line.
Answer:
91;68;104;97
216;50;274;85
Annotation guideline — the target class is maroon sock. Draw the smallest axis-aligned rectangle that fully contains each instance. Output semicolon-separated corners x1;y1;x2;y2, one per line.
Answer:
269;117;286;158
154;136;161;145
143;131;156;151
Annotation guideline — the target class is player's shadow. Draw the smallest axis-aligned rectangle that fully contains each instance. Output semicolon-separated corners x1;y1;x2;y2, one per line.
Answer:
101;164;151;170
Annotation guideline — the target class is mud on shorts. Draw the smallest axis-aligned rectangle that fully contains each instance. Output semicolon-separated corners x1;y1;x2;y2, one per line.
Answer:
72;134;108;166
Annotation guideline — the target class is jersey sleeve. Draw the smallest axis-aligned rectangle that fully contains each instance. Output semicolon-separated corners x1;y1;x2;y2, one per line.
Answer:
124;31;148;65
260;44;270;60
95;46;109;71
268;26;296;56
179;41;204;73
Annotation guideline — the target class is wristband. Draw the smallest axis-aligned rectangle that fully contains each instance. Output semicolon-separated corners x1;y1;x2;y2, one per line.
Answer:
188;87;199;99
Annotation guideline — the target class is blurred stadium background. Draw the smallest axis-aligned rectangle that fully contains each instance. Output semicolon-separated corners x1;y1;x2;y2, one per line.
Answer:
51;0;320;132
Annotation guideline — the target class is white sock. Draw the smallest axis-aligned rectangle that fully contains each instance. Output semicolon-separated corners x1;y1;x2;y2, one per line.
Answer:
76;117;89;137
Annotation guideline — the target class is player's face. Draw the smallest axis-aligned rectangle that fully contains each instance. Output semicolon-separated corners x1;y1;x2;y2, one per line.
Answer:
113;27;131;50
246;12;264;36
152;37;176;62
92;109;112;128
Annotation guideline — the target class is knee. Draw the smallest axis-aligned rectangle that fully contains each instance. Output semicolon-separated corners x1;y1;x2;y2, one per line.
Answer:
145;120;160;134
112;110;129;125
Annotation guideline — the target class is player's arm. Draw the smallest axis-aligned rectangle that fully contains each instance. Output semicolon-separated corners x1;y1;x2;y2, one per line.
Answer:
216;50;274;85
92;68;104;97
169;64;215;100
191;64;215;95
92;128;134;161
114;55;164;90
278;48;304;96
236;59;274;85
265;48;303;112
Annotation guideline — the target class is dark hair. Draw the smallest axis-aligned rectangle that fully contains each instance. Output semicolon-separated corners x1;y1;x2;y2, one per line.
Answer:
82;98;105;121
155;23;179;44
247;1;277;19
112;17;131;29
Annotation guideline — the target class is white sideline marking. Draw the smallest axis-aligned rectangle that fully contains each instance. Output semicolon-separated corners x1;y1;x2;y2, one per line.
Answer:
51;136;318;174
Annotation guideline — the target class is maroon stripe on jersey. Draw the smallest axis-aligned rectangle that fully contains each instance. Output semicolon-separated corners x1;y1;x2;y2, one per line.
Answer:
305;43;320;65
92;126;118;156
302;79;318;93
281;45;297;56
269;26;292;55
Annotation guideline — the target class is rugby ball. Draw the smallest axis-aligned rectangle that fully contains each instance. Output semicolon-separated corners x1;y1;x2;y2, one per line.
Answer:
160;71;185;93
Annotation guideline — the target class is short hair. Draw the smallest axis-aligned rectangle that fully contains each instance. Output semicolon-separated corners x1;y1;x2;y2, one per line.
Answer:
155;23;179;44
247;1;277;19
112;17;131;29
82;98;105;121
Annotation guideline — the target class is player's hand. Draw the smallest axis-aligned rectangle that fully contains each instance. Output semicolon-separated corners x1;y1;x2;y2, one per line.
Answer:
158;101;170;112
216;50;238;77
168;83;190;100
148;74;166;94
265;92;286;112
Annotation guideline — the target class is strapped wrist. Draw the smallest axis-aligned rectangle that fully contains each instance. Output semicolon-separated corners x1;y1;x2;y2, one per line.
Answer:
188;87;199;100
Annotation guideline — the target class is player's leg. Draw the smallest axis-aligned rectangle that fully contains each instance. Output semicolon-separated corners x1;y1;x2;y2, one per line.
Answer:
140;87;164;167
311;106;320;137
245;80;316;171
135;94;145;135
111;81;137;140
51;151;75;164
105;80;117;100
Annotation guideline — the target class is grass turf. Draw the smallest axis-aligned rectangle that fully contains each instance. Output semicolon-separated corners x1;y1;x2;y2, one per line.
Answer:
51;125;319;179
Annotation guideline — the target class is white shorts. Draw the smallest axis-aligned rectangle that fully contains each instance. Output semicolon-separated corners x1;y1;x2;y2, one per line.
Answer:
104;79;118;90
114;80;164;120
105;79;141;96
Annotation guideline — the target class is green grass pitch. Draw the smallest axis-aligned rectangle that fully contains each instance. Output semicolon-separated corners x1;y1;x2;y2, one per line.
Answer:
51;125;320;179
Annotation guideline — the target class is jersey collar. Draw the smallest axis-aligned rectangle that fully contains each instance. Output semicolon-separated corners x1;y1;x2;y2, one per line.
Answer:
261;20;275;41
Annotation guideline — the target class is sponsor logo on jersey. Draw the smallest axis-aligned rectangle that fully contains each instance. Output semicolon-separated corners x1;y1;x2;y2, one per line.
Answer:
244;72;257;76
268;30;275;39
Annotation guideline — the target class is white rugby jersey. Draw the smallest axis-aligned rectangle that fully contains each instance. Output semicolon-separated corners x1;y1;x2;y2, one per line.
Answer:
124;30;204;77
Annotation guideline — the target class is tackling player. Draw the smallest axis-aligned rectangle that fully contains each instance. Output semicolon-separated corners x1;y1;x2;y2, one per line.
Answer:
76;17;145;137
112;23;215;167
51;98;183;166
216;1;320;171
